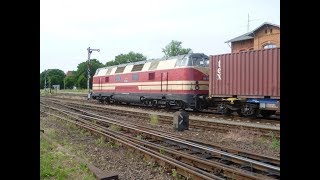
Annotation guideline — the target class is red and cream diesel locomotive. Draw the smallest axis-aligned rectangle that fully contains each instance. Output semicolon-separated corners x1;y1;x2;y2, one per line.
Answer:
91;53;210;111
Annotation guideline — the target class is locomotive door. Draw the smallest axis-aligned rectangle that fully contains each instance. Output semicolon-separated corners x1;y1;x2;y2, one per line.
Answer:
99;77;102;91
160;72;168;92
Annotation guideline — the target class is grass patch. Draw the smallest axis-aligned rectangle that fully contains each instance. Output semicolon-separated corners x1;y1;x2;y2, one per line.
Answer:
172;169;178;178
256;135;280;152
222;129;257;143
106;140;120;148
59;89;88;93
40;136;95;179
109;124;122;131
270;134;280;150
171;169;183;179
95;136;106;146
159;148;165;155
136;134;144;140
150;114;159;125
40;89;51;95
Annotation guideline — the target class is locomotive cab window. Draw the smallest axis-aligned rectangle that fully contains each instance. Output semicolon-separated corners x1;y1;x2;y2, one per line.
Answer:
148;72;155;80
190;57;209;67
115;75;121;82
175;57;189;67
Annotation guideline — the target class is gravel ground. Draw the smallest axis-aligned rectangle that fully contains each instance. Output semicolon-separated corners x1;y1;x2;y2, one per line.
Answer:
40;111;175;180
41;99;280;158
90;110;280;158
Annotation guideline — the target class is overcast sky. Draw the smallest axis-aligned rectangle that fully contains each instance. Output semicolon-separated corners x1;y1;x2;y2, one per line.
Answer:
40;0;280;73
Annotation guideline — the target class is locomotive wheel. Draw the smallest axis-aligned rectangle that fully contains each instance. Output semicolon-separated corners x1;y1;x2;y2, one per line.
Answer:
194;99;206;111
152;100;158;107
165;101;172;110
176;100;186;109
217;103;231;115
98;97;104;104
240;104;258;117
180;101;187;109
260;110;276;118
104;97;110;104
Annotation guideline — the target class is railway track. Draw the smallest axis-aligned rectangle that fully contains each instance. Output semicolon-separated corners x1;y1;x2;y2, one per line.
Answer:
42;94;280;124
40;99;280;179
41;97;279;138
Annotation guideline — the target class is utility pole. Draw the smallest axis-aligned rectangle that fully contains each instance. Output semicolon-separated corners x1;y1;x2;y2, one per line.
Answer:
247;13;260;32
44;69;47;91
247;14;249;32
87;47;100;99
48;76;51;93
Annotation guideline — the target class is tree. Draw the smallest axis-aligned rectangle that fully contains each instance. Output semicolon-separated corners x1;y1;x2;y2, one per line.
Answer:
162;40;192;57
64;75;76;89
76;74;87;89
105;51;147;67
40;69;66;89
74;59;104;89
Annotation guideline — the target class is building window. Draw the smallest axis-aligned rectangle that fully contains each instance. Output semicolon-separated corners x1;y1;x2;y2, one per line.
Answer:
132;73;139;81
115;75;121;82
265;29;267;34
148;72;155;80
270;28;273;33
105;77;109;83
263;43;277;49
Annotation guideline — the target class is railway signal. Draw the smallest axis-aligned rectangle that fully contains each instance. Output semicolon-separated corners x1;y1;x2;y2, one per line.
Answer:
87;47;100;99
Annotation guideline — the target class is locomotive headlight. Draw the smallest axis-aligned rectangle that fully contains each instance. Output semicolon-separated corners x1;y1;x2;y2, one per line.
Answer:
203;76;209;80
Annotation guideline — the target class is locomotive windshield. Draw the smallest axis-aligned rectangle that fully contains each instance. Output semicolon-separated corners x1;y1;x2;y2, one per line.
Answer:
175;54;209;67
190;56;209;67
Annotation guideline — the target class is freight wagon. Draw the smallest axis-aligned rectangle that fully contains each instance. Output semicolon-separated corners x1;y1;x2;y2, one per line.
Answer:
208;48;280;117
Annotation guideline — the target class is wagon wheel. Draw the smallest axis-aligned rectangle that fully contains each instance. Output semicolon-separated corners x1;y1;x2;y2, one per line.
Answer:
240;104;258;117
217;103;231;115
260;110;276;118
236;109;244;117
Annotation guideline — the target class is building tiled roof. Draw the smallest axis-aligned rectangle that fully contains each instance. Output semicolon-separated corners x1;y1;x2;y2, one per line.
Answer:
65;71;74;76
225;22;280;43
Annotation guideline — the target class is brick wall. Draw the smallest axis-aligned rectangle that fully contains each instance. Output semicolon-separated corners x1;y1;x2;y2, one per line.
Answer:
230;25;280;52
231;39;254;53
253;26;280;49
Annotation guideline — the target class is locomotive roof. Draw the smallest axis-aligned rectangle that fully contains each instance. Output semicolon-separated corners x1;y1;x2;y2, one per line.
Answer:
98;53;208;71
